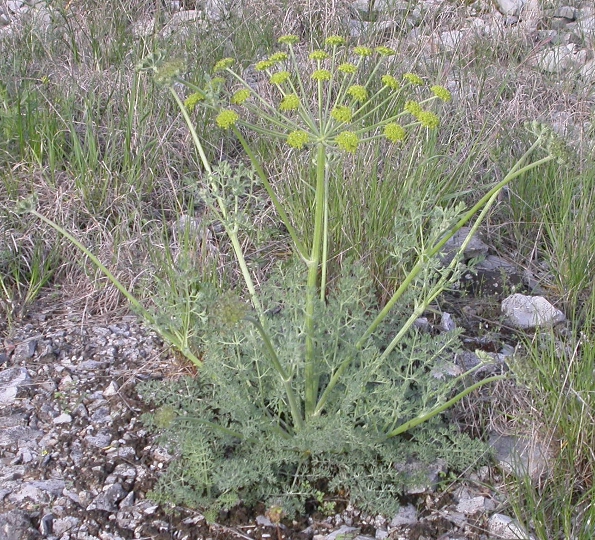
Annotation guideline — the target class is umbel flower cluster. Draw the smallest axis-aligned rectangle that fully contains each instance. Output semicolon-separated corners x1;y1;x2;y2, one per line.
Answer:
184;35;451;154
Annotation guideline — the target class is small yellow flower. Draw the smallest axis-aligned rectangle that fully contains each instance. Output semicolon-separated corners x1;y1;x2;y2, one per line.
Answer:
375;46;396;56
287;130;309;149
269;51;289;63
418;111;440;129
353;46;373;57
279;93;300;111
347;85;368;102
325;35;347;46
256;59;276;71
338;63;358;74
269;71;291;85
309;49;330;61
278;34;300;45
430;85;452;102
384;123;406;142
216;109;239;129
231;89;251;105
336;131;359;153
381;74;400;90
403;72;424;85
404;100;422;117
311;69;332;81
213;57;235;73
331;105;353;123
184;92;205;112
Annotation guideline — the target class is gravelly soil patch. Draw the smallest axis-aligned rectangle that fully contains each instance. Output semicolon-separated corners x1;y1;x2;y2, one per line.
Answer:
1;296;521;540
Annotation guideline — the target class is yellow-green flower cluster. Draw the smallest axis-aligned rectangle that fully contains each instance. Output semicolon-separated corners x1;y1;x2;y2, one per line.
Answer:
338;63;358;74
287;130;309;149
279;93;300;111
256;59;276;71
213;57;235;73
430;85;452;102
375;46;396;56
278;34;299;45
331;105;353;123
269;71;291;85
309;49;330;61
404;100;422;117
184;92;205;113
381;74;400;90
353;46;373;57
311;69;332;81
231;89;251;105
268;51;288;63
384;123;406;142
336;131;359;152
216;109;239;129
417;111;440;129
403;72;424;85
325;35;346;46
347;85;368;101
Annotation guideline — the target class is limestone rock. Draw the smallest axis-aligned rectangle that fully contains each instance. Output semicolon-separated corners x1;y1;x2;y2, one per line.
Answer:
502;293;565;329
488;513;533;539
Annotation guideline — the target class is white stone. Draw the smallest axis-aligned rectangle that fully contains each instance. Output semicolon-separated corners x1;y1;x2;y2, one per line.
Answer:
488;513;533;539
494;0;525;17
103;381;119;397
501;293;565;329
0;367;30;405
455;495;495;515
53;413;72;425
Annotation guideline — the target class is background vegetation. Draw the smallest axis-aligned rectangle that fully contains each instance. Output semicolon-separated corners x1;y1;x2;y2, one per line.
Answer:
1;0;594;537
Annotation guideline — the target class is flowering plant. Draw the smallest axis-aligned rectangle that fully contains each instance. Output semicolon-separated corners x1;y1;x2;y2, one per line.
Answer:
131;38;559;515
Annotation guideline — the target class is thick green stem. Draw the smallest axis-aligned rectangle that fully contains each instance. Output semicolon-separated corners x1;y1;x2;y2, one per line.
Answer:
314;146;554;417
246;316;304;431
385;374;508;438
304;143;327;418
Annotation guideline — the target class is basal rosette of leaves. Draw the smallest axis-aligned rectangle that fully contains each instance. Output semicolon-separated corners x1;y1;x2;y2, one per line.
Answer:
132;37;561;518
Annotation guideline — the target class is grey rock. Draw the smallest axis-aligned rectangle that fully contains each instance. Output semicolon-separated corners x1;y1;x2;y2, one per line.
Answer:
440;226;489;265
488;513;533;539
394;459;447;494
9;480;65;504
502;293;565;329
0;510;35;540
532;44;587;73
489;433;552;482
469;254;523;295
0;367;30;405
52;516;80;536
84;432;112;448
390;504;417;527
38;513;53;535
0;426;43;447
12;339;37;362
455;495;495;514
325;526;364;540
87;483;127;512
553;6;576;20
439;312;456;333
